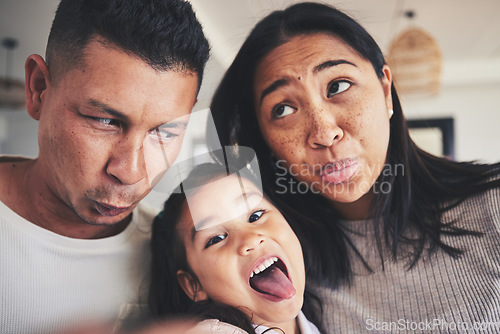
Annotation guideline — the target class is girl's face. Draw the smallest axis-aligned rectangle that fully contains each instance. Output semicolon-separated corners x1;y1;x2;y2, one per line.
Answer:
177;174;305;331
254;33;393;219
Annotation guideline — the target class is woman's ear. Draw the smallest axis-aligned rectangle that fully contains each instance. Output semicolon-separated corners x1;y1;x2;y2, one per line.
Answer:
25;54;51;121
381;65;393;112
177;270;209;302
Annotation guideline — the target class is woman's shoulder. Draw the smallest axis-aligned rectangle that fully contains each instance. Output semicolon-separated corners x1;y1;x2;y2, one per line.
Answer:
443;181;500;232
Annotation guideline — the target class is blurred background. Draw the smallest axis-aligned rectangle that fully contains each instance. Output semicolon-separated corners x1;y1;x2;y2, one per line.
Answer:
1;0;500;207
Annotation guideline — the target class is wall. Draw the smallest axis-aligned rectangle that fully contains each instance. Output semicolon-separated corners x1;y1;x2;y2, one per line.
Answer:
403;82;500;163
0;108;38;157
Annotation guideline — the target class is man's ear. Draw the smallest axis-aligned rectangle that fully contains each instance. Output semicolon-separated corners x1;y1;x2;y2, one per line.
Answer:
177;270;209;302
25;54;51;121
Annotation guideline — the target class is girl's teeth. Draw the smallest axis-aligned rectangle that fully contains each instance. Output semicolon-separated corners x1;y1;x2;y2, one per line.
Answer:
251;257;280;277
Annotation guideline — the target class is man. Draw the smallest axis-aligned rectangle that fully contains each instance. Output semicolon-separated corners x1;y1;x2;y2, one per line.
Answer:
0;0;209;333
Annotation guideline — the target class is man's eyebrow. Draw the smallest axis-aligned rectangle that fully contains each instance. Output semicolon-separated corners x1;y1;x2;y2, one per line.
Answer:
259;78;289;106
159;120;188;129
314;59;356;73
88;99;128;121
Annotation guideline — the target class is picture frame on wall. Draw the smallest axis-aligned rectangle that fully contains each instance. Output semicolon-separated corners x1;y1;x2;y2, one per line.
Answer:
407;117;454;160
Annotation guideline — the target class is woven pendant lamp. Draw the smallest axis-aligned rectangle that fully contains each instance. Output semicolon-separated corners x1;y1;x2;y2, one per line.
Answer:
386;12;442;97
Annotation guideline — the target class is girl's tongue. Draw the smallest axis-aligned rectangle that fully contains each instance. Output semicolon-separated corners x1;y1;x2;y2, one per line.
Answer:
250;264;296;300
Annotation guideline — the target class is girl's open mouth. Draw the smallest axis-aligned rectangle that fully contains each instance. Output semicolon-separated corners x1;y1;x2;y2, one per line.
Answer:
249;257;296;301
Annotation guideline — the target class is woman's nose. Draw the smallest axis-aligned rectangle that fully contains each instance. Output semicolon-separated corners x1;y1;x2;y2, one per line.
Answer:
306;108;343;149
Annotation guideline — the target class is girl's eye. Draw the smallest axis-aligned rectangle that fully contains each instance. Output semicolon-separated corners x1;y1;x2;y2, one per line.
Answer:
272;105;296;119
205;234;227;248
327;80;351;98
248;210;265;223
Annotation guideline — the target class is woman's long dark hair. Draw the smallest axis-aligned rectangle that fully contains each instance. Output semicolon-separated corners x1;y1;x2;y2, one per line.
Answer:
149;163;324;332
209;2;500;287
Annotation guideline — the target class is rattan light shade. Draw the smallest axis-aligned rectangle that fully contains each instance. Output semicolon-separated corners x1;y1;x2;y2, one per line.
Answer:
0;78;25;109
0;38;25;109
387;27;442;97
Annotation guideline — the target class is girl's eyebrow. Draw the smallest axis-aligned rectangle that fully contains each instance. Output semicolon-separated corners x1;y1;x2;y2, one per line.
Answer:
189;189;264;240
191;217;215;241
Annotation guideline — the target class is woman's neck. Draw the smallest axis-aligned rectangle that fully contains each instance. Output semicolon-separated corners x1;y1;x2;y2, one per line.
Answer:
330;190;375;221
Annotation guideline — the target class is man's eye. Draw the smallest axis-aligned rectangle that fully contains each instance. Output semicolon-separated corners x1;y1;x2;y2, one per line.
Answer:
248;210;265;223
151;128;178;142
94;118;118;126
327;80;351;98
205;234;227;248
272;105;295;119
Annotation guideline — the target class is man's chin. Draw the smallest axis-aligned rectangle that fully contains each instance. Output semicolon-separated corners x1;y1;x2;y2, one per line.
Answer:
78;207;135;227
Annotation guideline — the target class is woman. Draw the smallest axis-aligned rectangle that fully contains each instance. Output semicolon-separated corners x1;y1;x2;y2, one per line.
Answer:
210;2;500;333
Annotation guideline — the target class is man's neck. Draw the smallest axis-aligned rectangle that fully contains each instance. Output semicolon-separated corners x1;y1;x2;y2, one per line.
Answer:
0;158;131;239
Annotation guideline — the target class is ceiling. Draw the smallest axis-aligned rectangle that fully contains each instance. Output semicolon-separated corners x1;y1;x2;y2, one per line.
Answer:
1;0;500;108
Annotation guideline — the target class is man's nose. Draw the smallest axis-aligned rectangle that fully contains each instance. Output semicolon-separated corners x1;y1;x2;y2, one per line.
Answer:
106;135;147;185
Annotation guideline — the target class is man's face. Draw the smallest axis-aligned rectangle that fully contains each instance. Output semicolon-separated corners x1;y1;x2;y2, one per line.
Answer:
36;39;198;225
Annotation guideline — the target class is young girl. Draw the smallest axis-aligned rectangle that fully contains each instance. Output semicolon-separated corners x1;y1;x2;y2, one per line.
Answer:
148;162;322;334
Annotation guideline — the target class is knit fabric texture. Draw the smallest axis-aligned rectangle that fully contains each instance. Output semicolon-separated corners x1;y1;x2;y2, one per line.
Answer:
0;201;158;334
312;186;500;333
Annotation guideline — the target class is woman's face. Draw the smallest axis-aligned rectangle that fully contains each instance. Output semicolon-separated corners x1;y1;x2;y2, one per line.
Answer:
254;33;393;219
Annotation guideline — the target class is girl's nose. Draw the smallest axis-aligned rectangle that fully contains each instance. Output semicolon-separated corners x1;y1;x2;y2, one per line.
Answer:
238;232;265;256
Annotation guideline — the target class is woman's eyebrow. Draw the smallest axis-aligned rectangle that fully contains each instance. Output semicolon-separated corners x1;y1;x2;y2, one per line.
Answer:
259;78;289;106
314;59;357;73
258;59;356;106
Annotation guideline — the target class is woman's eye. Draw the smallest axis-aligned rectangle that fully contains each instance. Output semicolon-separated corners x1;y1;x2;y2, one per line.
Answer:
272;105;295;119
248;210;265;223
327;80;351;98
205;234;227;248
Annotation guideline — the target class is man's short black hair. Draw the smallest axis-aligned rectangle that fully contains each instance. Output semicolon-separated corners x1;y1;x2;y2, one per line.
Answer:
46;0;210;89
